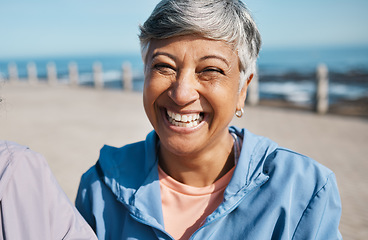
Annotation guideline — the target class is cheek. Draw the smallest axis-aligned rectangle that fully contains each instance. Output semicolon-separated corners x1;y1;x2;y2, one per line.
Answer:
144;73;160;101
215;77;240;103
206;84;240;118
144;77;167;105
143;75;171;119
143;77;157;121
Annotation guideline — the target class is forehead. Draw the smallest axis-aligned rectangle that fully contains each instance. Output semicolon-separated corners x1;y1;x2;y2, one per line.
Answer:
146;35;237;62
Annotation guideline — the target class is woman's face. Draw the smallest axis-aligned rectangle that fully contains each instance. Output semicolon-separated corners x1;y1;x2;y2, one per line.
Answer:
143;35;249;157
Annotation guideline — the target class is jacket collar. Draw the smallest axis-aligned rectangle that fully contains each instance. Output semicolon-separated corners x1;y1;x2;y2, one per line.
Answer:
97;127;278;227
203;127;278;223
225;127;278;198
98;131;164;229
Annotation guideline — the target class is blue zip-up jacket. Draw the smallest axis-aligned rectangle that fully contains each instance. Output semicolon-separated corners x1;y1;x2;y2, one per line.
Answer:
76;127;342;239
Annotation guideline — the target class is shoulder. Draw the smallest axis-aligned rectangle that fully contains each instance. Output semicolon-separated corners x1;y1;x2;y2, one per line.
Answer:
0;141;98;239
0;140;28;165
266;147;333;186
76;132;159;229
99;140;147;170
266;150;342;238
232;127;334;185
263;146;339;221
231;128;342;238
0;140;57;191
79;130;158;191
97;139;149;179
0;141;49;182
234;127;336;198
0;140;48;165
0;140;27;153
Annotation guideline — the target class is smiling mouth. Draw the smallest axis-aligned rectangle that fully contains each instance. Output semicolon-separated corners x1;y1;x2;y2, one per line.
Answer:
166;109;204;128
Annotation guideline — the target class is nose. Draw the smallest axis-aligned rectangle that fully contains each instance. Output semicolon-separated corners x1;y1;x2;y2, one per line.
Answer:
168;72;199;106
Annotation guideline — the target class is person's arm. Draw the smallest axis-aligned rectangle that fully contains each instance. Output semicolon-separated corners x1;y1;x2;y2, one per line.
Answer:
292;173;342;239
0;143;97;239
39;154;97;240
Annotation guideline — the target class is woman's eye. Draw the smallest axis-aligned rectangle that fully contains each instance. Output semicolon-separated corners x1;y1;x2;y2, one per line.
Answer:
153;64;176;75
202;67;225;75
198;68;225;80
202;67;225;74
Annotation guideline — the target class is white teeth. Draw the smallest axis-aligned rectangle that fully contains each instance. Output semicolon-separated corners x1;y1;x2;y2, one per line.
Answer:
174;113;181;121
166;109;203;128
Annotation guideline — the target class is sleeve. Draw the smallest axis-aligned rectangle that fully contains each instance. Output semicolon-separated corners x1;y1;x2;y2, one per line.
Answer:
0;146;97;240
42;158;98;240
292;173;342;240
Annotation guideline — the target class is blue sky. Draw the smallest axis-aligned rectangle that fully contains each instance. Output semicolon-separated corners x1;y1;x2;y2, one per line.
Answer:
0;0;367;59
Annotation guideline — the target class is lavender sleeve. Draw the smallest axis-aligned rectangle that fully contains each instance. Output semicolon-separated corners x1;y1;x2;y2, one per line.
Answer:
0;141;97;240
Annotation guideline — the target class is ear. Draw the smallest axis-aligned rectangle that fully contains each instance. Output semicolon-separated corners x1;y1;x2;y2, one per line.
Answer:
237;74;254;109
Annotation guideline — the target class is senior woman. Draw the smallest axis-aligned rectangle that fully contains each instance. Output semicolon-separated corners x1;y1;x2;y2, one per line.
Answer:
76;0;342;239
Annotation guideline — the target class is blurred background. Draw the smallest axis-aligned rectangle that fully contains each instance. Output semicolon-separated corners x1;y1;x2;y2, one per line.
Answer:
0;0;367;239
0;0;367;116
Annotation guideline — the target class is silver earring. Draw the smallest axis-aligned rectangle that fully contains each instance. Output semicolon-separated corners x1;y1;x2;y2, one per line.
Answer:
235;108;244;118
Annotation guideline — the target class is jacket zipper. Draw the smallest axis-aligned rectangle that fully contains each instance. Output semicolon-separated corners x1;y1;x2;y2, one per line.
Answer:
189;178;268;239
128;210;175;240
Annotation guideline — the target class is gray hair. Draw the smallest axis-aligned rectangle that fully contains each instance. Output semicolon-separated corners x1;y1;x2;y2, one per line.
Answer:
139;0;261;89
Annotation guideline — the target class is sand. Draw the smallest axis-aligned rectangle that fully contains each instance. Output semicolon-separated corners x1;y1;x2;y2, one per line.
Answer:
1;81;367;240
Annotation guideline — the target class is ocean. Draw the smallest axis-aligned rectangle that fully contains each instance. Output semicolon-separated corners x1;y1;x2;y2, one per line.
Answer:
0;46;367;106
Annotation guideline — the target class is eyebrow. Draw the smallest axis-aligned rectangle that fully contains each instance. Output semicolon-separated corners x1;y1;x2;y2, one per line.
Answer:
200;55;230;67
150;52;230;67
151;52;177;61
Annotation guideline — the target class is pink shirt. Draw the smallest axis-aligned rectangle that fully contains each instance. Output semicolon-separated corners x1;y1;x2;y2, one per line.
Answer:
159;166;234;240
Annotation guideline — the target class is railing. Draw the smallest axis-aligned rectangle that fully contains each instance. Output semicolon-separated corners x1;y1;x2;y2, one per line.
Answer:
2;61;330;114
247;63;329;114
4;61;134;92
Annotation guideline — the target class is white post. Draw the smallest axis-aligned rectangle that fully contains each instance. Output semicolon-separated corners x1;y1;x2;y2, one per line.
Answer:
93;62;103;90
27;62;38;84
315;64;329;114
122;62;133;91
68;62;79;87
0;70;4;83
47;62;58;85
8;62;18;82
247;67;259;106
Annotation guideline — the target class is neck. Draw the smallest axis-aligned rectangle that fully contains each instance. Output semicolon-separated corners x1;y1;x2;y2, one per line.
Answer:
158;132;234;187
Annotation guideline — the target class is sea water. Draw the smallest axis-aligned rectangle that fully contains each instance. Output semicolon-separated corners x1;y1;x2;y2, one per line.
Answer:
258;46;368;105
0;46;367;105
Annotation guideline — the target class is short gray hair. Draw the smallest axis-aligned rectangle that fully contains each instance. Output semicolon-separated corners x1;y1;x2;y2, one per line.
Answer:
139;0;261;89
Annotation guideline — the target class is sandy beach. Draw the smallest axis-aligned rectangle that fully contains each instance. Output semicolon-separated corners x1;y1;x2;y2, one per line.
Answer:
1;81;367;240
